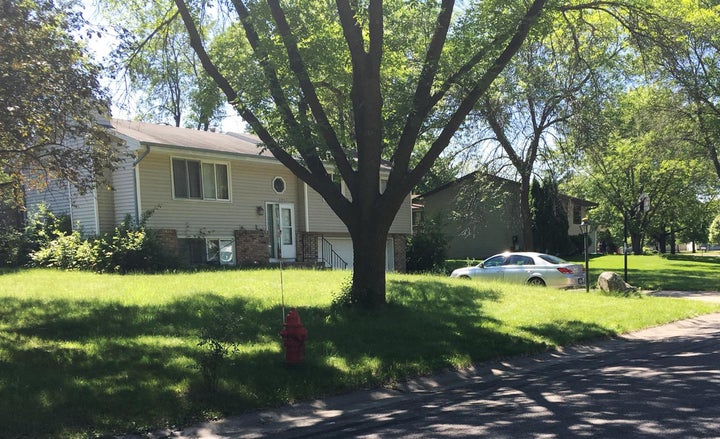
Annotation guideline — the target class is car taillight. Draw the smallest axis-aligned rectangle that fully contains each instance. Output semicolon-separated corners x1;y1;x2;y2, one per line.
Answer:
557;267;574;274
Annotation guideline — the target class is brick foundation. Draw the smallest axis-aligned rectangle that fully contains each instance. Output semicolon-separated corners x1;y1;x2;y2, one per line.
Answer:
391;234;407;273
154;229;179;257
235;228;269;265
299;232;321;264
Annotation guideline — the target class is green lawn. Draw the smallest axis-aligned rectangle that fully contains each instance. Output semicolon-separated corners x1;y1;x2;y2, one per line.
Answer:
0;267;718;438
583;253;720;291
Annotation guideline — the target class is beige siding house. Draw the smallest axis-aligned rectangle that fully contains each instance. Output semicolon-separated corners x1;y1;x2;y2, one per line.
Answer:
27;119;411;271
418;172;595;259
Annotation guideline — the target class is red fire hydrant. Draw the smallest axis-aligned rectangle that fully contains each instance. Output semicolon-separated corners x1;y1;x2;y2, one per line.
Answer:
280;308;308;364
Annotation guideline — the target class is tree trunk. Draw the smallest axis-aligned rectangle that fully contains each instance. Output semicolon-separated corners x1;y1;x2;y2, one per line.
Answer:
519;173;533;251
631;231;643;255
657;232;667;254
670;229;677;254
349;222;390;309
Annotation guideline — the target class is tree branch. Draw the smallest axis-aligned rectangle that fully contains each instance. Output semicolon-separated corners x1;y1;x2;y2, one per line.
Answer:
407;0;547;190
265;0;355;187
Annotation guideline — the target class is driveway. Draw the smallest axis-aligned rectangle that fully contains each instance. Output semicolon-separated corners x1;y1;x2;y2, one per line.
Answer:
150;297;720;438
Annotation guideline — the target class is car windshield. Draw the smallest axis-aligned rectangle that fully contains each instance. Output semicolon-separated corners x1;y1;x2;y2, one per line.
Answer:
538;254;567;264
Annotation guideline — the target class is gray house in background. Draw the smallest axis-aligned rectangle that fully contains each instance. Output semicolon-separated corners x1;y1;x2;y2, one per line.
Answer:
25;119;411;271
416;172;595;260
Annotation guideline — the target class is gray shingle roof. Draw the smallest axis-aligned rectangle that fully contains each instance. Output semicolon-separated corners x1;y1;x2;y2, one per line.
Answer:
111;119;271;158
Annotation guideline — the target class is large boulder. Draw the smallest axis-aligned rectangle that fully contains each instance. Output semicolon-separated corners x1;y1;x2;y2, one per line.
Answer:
597;271;634;293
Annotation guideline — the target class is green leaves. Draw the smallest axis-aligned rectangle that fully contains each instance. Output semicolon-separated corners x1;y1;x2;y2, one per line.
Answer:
0;0;116;193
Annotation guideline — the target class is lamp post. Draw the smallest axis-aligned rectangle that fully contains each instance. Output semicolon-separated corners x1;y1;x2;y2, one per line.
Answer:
580;218;590;292
623;211;629;282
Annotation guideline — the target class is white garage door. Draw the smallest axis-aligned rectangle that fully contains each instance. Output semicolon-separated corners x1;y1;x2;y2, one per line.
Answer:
318;237;395;271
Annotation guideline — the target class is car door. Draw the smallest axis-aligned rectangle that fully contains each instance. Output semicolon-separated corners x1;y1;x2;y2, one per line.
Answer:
475;255;507;280
502;255;536;284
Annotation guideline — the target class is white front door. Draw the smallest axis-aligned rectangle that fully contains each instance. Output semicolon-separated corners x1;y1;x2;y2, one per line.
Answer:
267;203;296;260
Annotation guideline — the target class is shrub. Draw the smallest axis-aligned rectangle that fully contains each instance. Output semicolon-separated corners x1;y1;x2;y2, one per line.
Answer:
30;212;174;273
444;259;482;274
0;227;24;267
30;230;90;269
92;219;168;273
406;216;448;273
1;205;72;268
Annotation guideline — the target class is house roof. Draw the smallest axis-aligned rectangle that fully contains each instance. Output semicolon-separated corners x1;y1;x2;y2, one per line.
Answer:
110;119;271;158
418;170;597;207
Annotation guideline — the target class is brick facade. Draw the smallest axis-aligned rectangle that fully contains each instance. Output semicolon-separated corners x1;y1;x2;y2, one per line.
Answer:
299;231;321;264
234;228;269;265
391;234;407;273
154;228;179;257
154;227;407;271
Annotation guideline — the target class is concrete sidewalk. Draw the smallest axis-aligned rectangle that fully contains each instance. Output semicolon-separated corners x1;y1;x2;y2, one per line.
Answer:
130;292;720;439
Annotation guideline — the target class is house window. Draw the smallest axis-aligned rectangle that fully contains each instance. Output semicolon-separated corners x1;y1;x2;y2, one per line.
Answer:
179;237;234;265
207;238;235;265
573;204;582;224
272;176;286;194
172;158;229;200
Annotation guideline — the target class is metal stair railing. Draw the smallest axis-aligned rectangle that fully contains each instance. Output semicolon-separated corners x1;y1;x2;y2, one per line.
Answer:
319;236;349;270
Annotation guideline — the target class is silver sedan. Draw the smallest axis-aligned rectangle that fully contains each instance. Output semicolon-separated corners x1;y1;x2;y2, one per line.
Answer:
450;252;585;289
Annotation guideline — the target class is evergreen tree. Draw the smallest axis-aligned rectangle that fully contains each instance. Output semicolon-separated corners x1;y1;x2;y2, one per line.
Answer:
531;176;572;255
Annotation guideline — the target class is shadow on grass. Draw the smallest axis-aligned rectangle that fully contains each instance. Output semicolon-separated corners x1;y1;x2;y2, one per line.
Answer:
663;253;720;265
0;278;619;438
522;320;616;346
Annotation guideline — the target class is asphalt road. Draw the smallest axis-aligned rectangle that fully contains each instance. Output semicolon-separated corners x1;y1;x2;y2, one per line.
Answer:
164;310;720;439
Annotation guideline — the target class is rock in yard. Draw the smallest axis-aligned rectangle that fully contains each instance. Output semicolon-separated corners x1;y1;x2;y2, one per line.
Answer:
598;271;635;293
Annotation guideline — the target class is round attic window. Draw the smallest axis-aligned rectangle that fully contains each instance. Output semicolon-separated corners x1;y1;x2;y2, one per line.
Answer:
272;176;286;194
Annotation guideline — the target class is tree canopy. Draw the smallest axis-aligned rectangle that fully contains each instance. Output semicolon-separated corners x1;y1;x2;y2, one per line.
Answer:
0;0;116;196
164;0;550;308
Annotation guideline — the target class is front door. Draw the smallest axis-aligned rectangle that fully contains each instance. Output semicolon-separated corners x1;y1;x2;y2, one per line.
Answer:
267;203;296;260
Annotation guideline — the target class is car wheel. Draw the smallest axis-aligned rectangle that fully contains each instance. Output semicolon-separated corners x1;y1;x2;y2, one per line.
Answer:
460;275;471;280
527;277;545;287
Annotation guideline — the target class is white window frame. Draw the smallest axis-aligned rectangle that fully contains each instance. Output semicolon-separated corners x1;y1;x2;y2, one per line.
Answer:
171;157;231;201
206;238;235;265
272;176;286;194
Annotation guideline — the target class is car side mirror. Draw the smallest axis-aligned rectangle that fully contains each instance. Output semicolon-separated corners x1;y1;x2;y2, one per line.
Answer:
478;262;485;268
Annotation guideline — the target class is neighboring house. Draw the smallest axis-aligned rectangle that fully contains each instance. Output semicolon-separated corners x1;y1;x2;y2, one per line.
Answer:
416;172;595;259
24;119;411;271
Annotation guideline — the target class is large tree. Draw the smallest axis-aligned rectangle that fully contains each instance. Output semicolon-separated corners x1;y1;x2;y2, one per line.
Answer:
457;2;638;251
647;0;720;180
570;86;709;254
162;0;552;308
103;0;225;129
0;0;116;196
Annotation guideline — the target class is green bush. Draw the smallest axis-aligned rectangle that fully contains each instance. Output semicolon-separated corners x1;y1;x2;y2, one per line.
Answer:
30;230;89;269
30;213;174;273
0;205;71;268
0;227;24;266
444;258;482;274
406;217;448;273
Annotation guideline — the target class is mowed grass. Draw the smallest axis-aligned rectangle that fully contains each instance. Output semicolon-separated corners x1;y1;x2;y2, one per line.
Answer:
584;253;720;291
1;268;718;438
